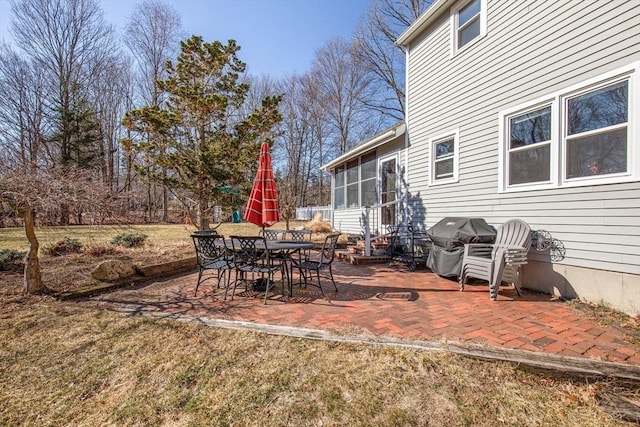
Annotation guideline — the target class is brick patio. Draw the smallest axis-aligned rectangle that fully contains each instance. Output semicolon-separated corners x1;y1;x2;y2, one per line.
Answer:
83;259;640;370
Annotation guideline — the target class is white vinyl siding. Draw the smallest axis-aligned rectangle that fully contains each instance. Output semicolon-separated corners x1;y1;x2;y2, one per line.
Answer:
404;0;640;276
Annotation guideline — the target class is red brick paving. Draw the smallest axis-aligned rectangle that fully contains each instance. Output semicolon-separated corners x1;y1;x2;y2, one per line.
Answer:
86;261;640;366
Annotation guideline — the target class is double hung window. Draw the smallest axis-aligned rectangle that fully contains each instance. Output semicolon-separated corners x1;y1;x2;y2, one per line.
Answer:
565;81;628;179
430;131;459;185
500;65;637;192
452;0;486;54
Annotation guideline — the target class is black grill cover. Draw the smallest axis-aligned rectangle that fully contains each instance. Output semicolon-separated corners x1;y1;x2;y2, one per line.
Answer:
426;217;496;277
427;217;496;251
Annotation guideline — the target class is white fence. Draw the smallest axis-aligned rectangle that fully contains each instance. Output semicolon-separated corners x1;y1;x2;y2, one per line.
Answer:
295;205;332;221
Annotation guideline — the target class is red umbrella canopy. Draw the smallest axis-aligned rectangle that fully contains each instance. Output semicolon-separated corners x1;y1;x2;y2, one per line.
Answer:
244;141;280;228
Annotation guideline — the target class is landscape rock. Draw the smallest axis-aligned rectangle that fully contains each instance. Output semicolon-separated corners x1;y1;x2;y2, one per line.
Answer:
91;259;137;282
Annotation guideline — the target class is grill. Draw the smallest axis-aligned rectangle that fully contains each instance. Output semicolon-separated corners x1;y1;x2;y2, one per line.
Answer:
426;217;496;277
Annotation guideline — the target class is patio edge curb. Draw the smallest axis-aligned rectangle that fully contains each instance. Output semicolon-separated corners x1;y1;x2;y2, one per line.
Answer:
127;310;640;381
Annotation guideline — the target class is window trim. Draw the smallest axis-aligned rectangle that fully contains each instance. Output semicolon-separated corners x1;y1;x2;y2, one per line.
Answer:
450;0;487;57
429;129;460;186
498;62;639;193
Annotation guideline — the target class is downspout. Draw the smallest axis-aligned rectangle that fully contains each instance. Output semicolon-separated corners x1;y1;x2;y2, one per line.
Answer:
403;45;411;227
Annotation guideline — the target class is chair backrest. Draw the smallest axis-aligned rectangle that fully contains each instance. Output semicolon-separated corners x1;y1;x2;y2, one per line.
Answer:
318;233;341;265
494;219;532;249
285;229;312;241
191;233;226;267
230;235;268;265
259;229;284;240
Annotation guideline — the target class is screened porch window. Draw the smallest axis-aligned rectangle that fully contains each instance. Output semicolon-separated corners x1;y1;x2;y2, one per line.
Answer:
332;150;378;210
360;151;377;207
346;160;359;208
333;165;345;210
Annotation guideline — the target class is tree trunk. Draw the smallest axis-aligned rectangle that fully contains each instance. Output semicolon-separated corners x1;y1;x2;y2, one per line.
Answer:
162;185;169;222
198;201;209;230
20;206;44;294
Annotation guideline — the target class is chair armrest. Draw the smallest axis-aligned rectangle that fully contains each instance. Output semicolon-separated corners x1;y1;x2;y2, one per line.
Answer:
463;243;494;258
500;246;529;265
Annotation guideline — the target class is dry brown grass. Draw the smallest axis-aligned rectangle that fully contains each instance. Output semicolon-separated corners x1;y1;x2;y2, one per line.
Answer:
1;301;637;426
0;222;315;295
306;212;334;233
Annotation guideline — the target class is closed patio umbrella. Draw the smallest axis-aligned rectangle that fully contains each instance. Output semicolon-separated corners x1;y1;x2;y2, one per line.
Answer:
244;141;280;228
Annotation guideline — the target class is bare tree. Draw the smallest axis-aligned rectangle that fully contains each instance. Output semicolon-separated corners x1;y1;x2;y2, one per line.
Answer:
0;45;48;174
123;0;182;106
10;0;119;224
0;166;117;293
353;0;432;121
88;54;132;191
123;0;182;221
311;37;374;155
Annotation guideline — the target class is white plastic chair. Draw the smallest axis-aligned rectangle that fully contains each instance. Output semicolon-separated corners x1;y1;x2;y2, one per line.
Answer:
459;219;532;300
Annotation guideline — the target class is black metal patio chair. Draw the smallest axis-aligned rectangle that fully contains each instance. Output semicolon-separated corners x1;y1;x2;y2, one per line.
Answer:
191;232;234;296
290;233;340;297
226;236;284;304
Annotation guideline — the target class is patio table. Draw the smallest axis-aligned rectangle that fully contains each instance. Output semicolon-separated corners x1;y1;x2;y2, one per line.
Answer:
222;238;314;297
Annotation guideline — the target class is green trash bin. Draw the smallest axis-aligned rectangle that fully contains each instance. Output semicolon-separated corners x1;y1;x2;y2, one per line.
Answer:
232;210;241;223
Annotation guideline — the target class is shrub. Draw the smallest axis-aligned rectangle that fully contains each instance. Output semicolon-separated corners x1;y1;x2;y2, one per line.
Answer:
307;212;333;233
110;233;148;248
42;237;82;256
0;249;26;271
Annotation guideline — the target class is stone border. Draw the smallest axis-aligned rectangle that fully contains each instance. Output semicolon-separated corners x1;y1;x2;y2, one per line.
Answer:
58;257;196;300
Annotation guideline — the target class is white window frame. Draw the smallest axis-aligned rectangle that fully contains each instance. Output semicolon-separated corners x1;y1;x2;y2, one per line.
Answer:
498;62;639;193
429;129;459;186
450;0;487;57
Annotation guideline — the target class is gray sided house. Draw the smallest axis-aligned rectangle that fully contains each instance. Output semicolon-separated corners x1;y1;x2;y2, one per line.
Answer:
323;0;640;315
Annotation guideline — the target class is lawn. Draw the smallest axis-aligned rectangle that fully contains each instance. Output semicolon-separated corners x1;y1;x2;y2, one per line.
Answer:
0;221;316;294
0;221;314;252
1;223;638;425
1;301;636;426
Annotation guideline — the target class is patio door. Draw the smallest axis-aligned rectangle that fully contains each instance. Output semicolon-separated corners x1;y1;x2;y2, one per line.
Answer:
379;154;398;232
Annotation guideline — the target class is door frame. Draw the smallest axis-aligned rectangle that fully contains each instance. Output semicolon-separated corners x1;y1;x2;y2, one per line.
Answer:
378;153;399;233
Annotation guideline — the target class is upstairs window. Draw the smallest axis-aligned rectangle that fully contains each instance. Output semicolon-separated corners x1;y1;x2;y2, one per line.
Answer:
452;0;486;55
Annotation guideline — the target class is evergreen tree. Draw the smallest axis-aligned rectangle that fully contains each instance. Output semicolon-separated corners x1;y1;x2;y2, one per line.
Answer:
123;36;282;229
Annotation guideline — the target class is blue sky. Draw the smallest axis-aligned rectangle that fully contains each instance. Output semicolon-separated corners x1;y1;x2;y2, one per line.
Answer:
0;0;372;77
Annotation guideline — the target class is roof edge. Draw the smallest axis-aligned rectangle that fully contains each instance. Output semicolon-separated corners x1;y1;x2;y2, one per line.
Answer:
320;122;406;171
396;0;454;46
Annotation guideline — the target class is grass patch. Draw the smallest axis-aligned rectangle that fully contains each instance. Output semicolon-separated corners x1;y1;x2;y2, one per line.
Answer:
0;221;316;252
0;301;637;426
110;232;148;248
